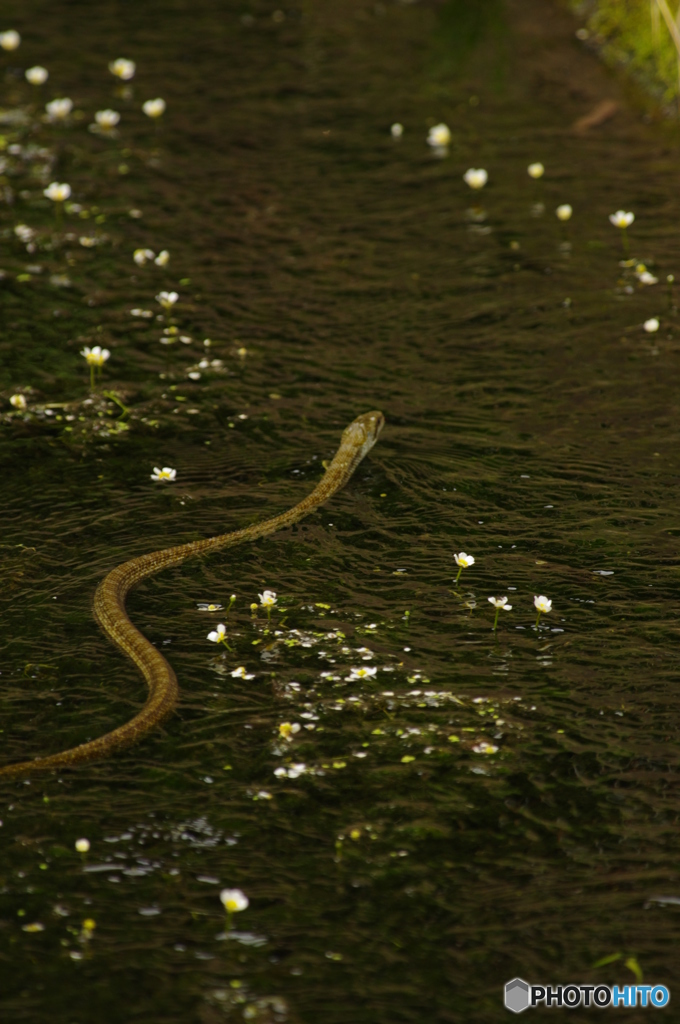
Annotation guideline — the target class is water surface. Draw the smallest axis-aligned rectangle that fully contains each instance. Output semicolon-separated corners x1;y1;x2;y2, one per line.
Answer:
1;1;680;1020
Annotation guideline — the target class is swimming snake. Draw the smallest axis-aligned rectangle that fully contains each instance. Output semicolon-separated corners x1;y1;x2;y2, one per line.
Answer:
0;411;384;778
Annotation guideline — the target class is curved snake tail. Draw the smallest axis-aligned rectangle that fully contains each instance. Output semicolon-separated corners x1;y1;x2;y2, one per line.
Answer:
0;411;384;778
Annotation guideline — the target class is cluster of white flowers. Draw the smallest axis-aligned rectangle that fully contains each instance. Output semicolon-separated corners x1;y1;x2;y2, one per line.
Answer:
46;97;73;120
156;290;178;311
453;553;554;628
134;248;169;267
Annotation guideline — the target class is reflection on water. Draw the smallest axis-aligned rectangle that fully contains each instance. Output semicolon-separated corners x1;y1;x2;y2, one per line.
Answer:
2;0;680;1020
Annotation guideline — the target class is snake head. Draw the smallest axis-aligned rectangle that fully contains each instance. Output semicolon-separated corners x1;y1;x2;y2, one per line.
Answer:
342;411;385;453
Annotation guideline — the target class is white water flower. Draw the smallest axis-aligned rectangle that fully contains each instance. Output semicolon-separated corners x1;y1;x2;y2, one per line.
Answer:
610;210;634;229
150;466;176;482
390;122;404;138
154;249;170;267
230;666;255;679
109;58;136;80
80;345;110;367
134;247;155;266
25;66;48;85
643;318;660;333
220;889;249;913
527;162;544;179
14;224;34;243
472;742;498;755
45;97;73;120
258;590;277;608
143;98;166;119
95;109;120;129
198;602;223;611
207;623;227;643
534;594;552;627
44;181;71;203
346;666;377;681
453;552;475;585
488;595;512;631
155;290;178;310
79;236;97;248
556;204;572;222
75;838;90;853
279;722;301;740
9;394;27;410
0;30;20;51
274;763;307;779
130;308;154;318
638;271;658;286
427;123;450;148
463;168;488;190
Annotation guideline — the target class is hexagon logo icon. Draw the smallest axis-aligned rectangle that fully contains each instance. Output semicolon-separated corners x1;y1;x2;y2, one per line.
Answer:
505;978;530;1014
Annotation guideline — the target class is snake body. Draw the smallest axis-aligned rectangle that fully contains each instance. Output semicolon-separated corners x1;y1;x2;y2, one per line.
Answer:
0;411;384;778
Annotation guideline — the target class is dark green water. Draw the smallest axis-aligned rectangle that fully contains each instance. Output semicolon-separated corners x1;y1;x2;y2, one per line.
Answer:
1;1;680;1020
